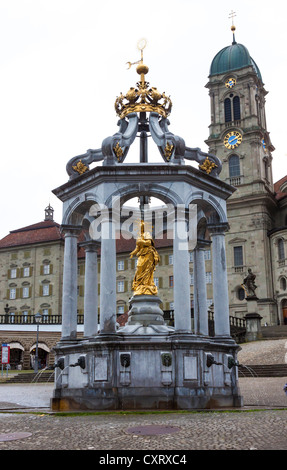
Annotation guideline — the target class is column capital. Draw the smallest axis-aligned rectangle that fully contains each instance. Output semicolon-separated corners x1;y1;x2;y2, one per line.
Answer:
195;238;211;250
60;224;82;237
79;240;101;252
207;222;229;235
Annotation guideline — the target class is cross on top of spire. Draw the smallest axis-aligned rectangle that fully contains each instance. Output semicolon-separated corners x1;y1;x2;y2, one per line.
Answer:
228;10;237;44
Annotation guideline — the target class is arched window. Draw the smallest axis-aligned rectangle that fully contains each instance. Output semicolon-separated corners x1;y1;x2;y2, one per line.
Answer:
280;277;287;291
278;238;285;260
237;287;245;301
224;95;241;122
224;98;232;122
233;96;241;120
229;155;241;177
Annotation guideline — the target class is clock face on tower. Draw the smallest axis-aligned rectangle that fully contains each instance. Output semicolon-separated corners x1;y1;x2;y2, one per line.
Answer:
225;77;236;89
224;131;242;149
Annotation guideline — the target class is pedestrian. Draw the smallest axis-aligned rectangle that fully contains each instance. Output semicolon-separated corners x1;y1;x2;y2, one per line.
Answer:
283;383;287;396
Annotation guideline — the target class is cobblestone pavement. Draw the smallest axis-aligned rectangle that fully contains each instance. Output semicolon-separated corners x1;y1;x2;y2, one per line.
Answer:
238;339;287;365
0;407;286;451
0;340;286;452
0;378;286;451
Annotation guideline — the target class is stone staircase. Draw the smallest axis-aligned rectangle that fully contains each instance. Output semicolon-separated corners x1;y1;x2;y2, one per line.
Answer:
261;325;287;339
238;364;287;377
3;370;54;384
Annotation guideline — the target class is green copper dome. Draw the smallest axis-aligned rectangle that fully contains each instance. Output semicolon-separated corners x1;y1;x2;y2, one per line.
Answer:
209;40;262;81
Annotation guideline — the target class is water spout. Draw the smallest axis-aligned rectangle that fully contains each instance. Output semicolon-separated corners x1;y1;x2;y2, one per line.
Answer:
69;355;86;369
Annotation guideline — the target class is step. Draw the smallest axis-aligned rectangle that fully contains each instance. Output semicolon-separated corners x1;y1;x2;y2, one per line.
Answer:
5;371;55;384
238;364;287;377
261;326;287;339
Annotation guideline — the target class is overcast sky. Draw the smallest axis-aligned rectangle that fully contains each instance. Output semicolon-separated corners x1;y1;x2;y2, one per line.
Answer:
0;0;286;239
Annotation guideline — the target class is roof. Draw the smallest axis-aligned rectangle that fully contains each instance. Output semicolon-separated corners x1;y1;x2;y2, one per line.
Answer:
274;176;287;201
209;40;262;81
0;220;63;249
78;232;174;259
0;219;174;253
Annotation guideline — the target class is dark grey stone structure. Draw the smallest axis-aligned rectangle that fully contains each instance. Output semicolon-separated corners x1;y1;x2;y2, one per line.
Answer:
51;58;243;410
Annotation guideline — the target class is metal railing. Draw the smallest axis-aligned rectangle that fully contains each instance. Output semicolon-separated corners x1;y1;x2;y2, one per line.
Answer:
0;314;84;325
0;311;245;330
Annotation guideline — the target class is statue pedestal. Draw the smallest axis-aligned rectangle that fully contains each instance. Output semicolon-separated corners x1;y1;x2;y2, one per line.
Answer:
117;294;174;335
128;295;164;325
244;296;262;341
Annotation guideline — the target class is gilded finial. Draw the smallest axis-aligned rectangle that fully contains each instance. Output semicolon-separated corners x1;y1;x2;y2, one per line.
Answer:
116;39;172;119
228;10;237;43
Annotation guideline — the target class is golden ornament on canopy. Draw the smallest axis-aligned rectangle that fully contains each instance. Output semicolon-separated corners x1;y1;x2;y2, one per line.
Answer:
115;39;172;119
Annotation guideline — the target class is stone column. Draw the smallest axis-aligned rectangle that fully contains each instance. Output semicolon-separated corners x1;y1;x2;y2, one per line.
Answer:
99;215;117;335
173;217;191;332
61;225;81;340
193;240;209;335
208;223;231;337
81;241;100;337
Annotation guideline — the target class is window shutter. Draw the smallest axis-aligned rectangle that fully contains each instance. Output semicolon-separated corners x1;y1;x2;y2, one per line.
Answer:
48;308;52;315
29;287;32;298
98;284;100;294
49;284;53;296
159;277;163;288
79;285;84;296
20;268;24;278
29;266;33;276
124;280;128;292
17;288;21;299
6;289;10;299
40;265;44;275
124;260;128;270
8;269;11;279
165;255;169;265
98;263;100;273
50;264;53;274
39;285;43;296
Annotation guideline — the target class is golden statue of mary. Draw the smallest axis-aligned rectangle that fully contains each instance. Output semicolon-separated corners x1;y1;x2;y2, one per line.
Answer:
130;221;160;296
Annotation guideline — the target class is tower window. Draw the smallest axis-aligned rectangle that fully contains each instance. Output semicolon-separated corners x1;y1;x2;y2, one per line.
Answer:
233;96;241;120
224;96;241;122
229;155;241;177
224;98;232;122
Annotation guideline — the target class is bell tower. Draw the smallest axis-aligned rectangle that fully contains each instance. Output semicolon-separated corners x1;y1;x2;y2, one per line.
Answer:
205;20;274;194
205;17;278;324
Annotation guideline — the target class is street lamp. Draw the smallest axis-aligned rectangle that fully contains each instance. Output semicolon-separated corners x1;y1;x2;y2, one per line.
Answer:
34;312;42;374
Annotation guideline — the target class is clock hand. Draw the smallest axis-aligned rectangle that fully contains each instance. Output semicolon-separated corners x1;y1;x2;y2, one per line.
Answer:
229;136;237;144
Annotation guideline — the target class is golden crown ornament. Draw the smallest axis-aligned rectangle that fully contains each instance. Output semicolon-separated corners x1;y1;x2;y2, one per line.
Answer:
115;39;172;119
